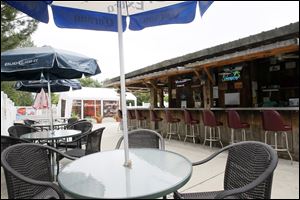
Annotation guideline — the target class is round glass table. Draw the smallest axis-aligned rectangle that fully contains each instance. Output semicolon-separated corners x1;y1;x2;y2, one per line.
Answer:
58;148;192;199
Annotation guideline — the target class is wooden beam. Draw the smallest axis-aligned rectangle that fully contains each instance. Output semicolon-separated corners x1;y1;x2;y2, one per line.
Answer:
203;67;214;84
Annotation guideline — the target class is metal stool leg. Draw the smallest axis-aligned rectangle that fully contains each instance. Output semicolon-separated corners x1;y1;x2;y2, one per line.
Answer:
203;126;207;146
283;131;293;164
218;127;223;148
209;127;212;148
231;128;234;144
177;122;181;140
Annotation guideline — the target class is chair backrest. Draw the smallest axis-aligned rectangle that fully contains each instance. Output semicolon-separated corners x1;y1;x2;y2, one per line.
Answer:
128;110;136;120
227;110;242;129
1;143;64;199
1;135;30;154
85;127;105;155
23;119;37;126
115;129;165;150
262;110;287;131
202;110;218;126
67;120;93;134
68;117;78;124
223;141;278;199
8;124;39;138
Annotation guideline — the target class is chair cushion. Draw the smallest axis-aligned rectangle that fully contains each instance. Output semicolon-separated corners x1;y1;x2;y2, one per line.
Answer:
171;118;181;123
190;120;200;124
152;117;163;122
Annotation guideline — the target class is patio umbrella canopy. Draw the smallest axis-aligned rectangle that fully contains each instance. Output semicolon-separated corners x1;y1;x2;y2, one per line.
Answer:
4;1;214;167
15;79;82;93
32;88;49;110
1;45;100;133
1;46;101;81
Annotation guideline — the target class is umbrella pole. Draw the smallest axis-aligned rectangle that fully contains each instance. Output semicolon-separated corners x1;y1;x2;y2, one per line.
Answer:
47;74;54;133
117;1;131;168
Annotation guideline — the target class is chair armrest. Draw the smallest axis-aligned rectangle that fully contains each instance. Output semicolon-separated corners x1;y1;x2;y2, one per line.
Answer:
215;157;278;199
192;144;232;166
115;136;124;149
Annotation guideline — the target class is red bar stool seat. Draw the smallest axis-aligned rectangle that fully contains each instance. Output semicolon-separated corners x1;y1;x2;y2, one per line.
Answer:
165;110;181;140
183;110;200;144
150;110;163;132
202;110;223;148
135;110;147;128
227;110;250;144
127;110;137;129
262;110;293;163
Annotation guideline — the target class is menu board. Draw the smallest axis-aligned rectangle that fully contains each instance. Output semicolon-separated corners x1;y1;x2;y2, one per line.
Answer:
225;93;240;105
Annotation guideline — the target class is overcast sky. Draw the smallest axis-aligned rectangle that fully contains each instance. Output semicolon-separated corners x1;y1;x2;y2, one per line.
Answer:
32;1;299;82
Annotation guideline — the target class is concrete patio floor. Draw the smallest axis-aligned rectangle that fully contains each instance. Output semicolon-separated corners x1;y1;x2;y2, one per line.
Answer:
1;119;299;199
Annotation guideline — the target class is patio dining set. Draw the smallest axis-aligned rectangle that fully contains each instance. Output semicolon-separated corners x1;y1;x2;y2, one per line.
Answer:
1;117;278;199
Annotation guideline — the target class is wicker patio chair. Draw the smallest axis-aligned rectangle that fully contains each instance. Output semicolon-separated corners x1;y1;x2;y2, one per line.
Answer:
1;143;76;199
57;120;92;150
58;127;105;159
173;141;278;199
1;135;30;154
8;124;39;138
115;129;165;150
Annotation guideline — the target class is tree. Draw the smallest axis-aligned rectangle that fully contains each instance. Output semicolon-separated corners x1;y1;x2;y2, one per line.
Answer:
1;2;38;106
133;92;150;106
1;1;38;52
79;77;103;88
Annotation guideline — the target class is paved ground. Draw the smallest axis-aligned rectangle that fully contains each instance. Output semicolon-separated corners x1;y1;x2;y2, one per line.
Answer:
1;118;299;199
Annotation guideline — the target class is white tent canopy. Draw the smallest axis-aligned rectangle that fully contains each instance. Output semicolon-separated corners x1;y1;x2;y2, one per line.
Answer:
58;87;137;119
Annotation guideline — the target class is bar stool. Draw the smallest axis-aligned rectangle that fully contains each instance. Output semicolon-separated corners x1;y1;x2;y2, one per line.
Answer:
183;110;200;144
165;110;181;140
127;110;137;129
227;110;250;144
202;110;223;148
135;110;147;128
150;110;163;132
262;110;293;163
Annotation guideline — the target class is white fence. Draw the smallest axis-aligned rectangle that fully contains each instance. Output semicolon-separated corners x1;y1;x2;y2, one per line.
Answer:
1;91;17;135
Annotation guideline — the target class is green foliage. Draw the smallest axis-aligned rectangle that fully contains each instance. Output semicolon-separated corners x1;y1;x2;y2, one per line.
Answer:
1;1;38;52
1;2;38;106
133;92;150;106
51;93;59;105
79;77;102;88
1;82;34;106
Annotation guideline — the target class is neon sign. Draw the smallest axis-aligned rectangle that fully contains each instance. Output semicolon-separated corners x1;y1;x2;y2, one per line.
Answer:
222;71;241;81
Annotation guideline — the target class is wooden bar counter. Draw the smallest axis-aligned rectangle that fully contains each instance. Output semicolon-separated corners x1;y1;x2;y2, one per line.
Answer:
128;107;299;161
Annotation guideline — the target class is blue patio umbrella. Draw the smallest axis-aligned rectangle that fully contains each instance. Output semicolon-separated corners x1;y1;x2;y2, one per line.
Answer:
4;1;214;167
1;46;100;132
15;79;82;93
